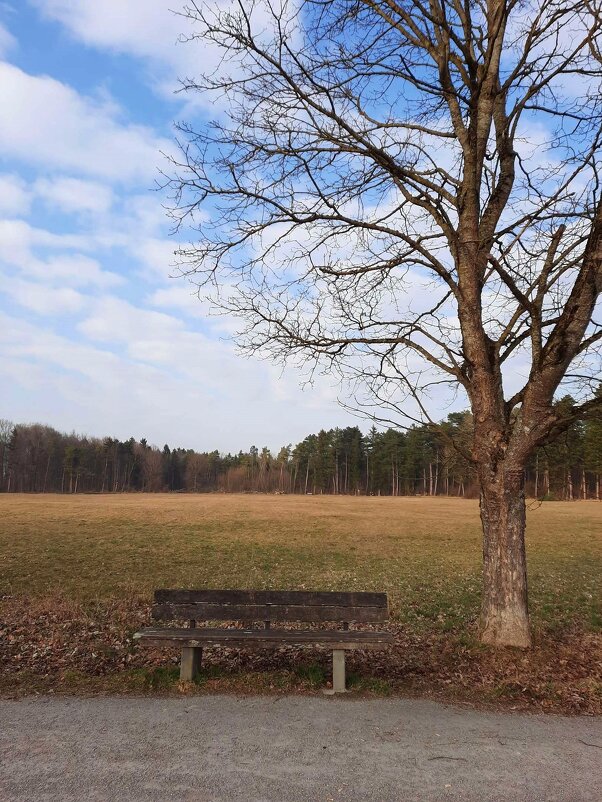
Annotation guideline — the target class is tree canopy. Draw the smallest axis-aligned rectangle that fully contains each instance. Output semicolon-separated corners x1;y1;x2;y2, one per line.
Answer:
170;0;602;433
2;409;599;499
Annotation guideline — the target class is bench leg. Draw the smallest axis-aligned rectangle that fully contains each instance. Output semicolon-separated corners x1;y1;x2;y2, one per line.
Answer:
180;647;202;682
323;649;347;694
332;649;346;693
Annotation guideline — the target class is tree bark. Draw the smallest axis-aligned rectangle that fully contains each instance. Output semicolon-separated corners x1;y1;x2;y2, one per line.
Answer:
480;467;531;648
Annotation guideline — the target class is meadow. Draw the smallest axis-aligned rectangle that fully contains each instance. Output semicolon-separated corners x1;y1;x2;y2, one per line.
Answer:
1;494;600;711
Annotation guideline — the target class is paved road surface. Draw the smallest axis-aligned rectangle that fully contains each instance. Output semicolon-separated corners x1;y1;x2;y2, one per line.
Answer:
1;696;601;801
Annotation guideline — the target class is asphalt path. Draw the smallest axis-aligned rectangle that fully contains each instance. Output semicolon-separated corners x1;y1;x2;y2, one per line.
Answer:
1;695;601;801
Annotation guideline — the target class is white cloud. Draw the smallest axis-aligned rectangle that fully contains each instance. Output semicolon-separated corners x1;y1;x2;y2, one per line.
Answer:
0;219;88;263
0;310;166;392
0;63;171;183
133;237;176;278
64;194;179;280
0;306;348;450
30;0;284;102
33;1;184;57
0;275;86;315
0;5;365;449
0;173;31;215
122;193;173;236
33;254;124;289
0;20;16;58
78;296;183;345
35;176;114;216
147;281;240;335
0;219;123;288
30;0;204;96
76;296;339;418
147;284;203;315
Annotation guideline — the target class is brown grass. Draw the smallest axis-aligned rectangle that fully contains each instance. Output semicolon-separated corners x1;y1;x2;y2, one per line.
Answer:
1;494;600;711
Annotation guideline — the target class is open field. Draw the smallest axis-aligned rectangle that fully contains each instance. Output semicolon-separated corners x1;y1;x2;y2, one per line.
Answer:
1;494;601;711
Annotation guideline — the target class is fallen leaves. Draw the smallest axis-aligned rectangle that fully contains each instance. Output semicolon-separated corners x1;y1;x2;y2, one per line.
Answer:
1;592;600;713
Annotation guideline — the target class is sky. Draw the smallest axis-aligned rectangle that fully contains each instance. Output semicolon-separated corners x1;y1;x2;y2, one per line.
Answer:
0;0;367;453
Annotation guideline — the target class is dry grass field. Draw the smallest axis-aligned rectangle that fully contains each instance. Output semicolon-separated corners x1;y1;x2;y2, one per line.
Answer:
1;494;600;711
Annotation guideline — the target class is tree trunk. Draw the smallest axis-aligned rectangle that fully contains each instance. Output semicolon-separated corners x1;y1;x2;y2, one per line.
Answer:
567;469;573;501
43;454;50;493
480;468;531;648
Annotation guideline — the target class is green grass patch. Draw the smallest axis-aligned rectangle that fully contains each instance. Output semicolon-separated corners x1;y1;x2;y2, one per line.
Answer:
1;494;600;637
294;662;327;687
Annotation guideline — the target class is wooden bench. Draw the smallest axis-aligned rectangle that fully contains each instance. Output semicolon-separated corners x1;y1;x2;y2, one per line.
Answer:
134;589;393;693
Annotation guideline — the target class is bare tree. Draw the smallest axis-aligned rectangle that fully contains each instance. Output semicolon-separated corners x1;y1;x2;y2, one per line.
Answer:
0;419;14;493
169;0;602;646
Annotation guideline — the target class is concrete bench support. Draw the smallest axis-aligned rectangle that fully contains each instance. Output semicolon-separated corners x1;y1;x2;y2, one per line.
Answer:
324;649;346;695
180;646;202;681
333;649;346;693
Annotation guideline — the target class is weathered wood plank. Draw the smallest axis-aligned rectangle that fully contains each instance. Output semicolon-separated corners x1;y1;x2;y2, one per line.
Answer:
151;602;388;624
154;589;387;608
134;627;393;651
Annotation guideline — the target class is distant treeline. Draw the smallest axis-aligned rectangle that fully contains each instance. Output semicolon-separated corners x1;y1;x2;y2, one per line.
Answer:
1;398;601;499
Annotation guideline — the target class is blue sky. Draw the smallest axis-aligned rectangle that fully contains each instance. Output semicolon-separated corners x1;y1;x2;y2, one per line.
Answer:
0;0;363;452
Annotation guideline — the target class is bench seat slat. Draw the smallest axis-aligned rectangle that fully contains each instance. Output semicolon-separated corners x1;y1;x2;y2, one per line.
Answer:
152;603;387;623
135;626;393;651
154;589;387;607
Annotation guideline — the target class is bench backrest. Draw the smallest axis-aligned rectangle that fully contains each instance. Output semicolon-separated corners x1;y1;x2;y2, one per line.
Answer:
152;589;389;624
